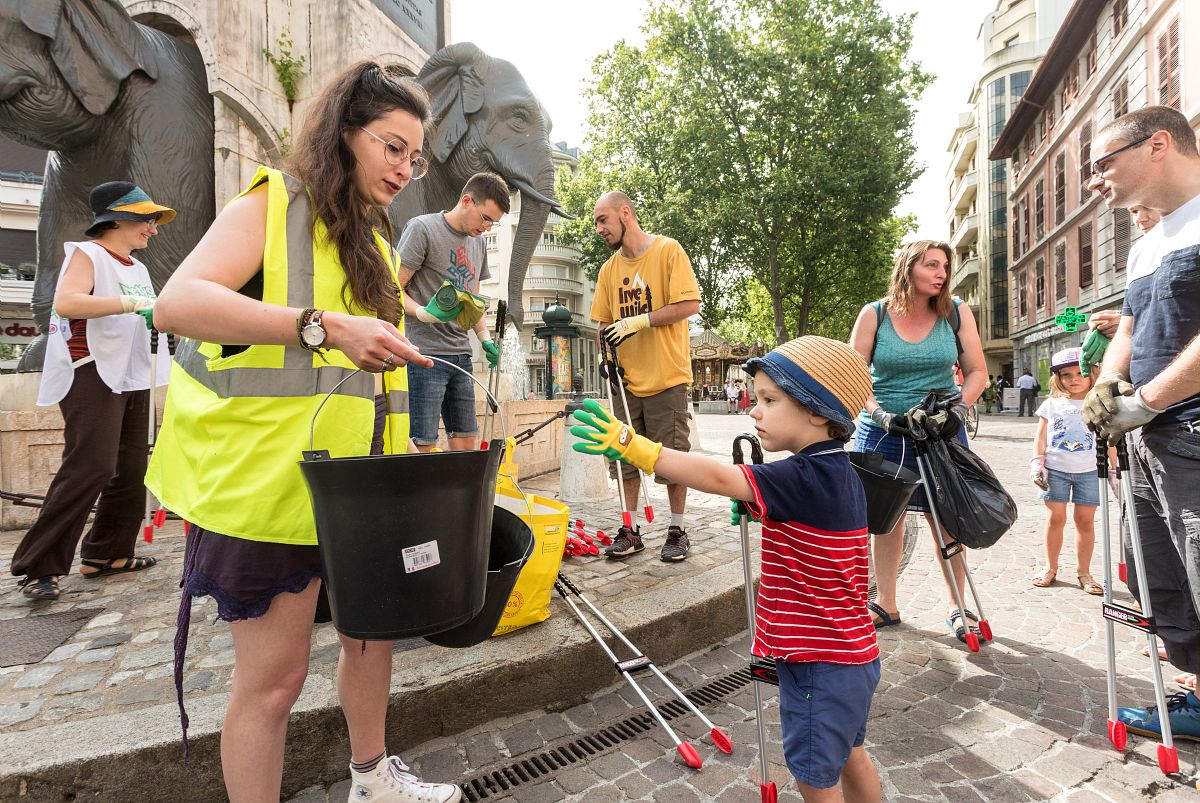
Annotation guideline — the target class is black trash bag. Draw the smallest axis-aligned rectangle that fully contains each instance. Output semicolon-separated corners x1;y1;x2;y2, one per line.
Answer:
922;434;1018;549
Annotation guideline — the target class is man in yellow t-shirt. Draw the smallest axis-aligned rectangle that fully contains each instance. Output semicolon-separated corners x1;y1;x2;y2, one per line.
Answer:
589;191;701;562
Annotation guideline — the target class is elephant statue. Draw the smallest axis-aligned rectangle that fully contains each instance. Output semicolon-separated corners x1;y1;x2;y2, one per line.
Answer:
0;0;214;371
391;42;571;330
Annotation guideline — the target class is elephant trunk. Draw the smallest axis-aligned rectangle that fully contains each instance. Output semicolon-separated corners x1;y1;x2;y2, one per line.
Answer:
505;188;552;330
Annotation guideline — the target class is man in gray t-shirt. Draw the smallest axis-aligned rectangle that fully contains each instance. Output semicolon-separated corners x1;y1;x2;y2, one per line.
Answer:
398;172;509;451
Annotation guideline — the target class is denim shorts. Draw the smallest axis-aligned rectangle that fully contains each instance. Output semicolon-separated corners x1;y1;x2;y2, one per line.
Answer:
1042;467;1100;506
776;658;881;788
407;353;478;445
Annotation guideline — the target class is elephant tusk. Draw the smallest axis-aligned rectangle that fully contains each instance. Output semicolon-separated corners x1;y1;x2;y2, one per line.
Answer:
507;177;574;219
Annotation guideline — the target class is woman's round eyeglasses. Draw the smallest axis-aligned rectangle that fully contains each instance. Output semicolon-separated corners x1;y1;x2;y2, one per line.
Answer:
361;128;429;180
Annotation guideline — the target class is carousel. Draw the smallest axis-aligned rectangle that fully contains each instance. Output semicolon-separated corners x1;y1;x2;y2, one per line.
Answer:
689;328;764;406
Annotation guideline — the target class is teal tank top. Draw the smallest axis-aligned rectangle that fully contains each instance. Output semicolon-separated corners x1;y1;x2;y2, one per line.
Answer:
857;301;960;424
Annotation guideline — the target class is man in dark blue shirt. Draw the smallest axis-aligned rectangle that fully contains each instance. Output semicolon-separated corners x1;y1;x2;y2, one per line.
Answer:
1084;106;1200;741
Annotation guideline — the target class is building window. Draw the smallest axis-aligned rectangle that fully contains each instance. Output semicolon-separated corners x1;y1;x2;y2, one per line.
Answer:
1021;197;1030;255
1054;153;1066;225
1063;64;1078;109
1113;209;1131;273
1085;33;1097;78
1113;76;1129;118
1079;223;1094;288
1018;270;1028;317
1079;122;1092;204
1035;178;1045;239
1113;0;1128;38
1055;243;1067;301
1010;70;1031;113
1035;258;1046;309
1158;17;1181;109
1005;35;1019;48
1012;203;1021;260
1046;97;1056;130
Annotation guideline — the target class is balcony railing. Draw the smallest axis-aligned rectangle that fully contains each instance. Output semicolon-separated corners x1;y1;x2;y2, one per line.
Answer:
950;172;978;212
951;257;980;295
950;214;978;250
524;275;584;295
536;243;582;260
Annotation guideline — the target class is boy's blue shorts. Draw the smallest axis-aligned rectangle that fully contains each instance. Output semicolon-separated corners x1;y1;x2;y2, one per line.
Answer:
776;658;881;789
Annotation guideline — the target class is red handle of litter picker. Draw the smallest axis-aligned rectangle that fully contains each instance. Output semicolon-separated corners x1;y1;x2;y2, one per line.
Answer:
1108;719;1127;751
1158;744;1179;774
143;525;153;543
761;782;778;803
676;742;702;769
154;508;166;528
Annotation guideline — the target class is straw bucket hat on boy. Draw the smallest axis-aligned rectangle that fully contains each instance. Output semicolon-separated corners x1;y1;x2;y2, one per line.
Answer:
743;335;873;432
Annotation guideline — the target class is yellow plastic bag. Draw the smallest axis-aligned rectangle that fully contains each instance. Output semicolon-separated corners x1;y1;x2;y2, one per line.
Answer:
492;440;568;635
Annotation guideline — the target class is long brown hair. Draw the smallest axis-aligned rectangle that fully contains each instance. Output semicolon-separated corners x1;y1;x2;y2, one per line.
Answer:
288;61;430;323
885;240;954;318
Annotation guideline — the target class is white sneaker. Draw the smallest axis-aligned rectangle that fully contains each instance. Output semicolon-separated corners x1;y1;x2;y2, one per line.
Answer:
348;756;462;802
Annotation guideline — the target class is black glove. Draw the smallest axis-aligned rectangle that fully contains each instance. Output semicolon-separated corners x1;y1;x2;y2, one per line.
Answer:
871;407;908;436
910;402;966;439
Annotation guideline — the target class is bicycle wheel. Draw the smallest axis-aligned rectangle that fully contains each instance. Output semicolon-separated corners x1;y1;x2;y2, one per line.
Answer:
965;403;979;440
867;513;919;601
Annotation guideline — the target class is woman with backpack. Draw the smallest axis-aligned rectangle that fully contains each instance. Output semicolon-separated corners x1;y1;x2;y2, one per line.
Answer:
848;240;988;643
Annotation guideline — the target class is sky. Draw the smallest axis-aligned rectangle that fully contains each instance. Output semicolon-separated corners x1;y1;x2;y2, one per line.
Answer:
449;0;995;238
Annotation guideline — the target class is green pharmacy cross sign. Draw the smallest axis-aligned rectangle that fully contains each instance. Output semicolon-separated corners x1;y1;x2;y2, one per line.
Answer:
1055;307;1088;332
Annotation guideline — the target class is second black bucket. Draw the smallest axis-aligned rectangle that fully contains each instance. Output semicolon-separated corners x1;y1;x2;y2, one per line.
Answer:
849;451;921;535
425;506;535;648
300;441;504;640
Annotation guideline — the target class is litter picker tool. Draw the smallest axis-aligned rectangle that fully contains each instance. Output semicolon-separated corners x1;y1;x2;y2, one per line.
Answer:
903;406;992;652
481;300;507;447
597;338;634;532
599;336;654;524
553;573;729;767
143;330;165;543
732;433;778;803
1099;435;1179;774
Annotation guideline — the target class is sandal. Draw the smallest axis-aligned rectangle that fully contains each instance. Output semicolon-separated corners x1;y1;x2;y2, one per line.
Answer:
868;601;901;629
947;609;980;644
80;556;157;579
1031;568;1057;588
18;576;60;600
1077;574;1104;595
1142;644;1170;660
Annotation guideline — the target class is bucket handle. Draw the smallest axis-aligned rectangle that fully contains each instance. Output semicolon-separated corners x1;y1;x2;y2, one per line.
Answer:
308;355;506;452
866;427;907;482
306;357;536;528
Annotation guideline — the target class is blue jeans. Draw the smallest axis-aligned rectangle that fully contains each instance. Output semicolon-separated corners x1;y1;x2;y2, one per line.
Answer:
1042;467;1100;506
407;353;478;445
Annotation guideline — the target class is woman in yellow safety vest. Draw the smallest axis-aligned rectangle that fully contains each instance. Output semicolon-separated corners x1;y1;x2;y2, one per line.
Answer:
149;62;460;802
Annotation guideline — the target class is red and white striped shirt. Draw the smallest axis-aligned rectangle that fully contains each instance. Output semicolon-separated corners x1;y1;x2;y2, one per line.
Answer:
738;444;878;665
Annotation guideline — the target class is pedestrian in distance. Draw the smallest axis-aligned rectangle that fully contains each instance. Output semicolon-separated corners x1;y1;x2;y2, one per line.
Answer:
726;378;737;414
739;378;752;413
571;336;882;803
848;240;988;644
1082;105;1200;741
1029;347;1117;595
147;62;461;802
398;172;507;452
982;375;996;414
1017;368;1039;417
589;190;701;562
10;181;172;601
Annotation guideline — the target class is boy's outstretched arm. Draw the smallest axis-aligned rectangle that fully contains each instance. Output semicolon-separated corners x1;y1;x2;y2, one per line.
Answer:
571;399;754;501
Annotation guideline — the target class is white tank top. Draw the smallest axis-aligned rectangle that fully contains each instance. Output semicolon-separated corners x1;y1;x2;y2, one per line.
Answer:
38;241;170;406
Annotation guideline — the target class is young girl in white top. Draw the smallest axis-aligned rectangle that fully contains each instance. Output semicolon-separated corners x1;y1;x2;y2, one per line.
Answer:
1029;347;1117;594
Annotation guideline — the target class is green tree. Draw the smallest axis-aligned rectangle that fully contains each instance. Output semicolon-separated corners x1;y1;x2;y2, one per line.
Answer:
560;0;928;344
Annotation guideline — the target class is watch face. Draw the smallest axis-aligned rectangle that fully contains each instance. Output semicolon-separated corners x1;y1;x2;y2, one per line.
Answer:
301;323;325;347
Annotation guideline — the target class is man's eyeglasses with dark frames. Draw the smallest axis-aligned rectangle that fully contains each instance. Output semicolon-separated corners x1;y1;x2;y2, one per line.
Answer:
361;128;429;180
1090;135;1151;178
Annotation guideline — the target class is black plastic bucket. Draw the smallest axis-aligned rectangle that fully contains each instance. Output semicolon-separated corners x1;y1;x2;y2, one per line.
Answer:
425;506;535;648
299;441;504;640
849;451;921;535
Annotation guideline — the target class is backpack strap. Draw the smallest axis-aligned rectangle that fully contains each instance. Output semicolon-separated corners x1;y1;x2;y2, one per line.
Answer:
868;300;886;365
951;297;963;356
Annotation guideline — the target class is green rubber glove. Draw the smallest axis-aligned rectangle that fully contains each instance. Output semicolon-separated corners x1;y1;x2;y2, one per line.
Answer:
135;307;155;331
481;339;500;368
570;398;662;474
730;498;761;526
1079;328;1110;377
417;294;462;324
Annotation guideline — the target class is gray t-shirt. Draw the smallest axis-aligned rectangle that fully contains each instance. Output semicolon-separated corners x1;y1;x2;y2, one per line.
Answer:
397;212;490;354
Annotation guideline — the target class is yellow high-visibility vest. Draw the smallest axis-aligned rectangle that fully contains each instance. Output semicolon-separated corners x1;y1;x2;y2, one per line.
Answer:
145;167;410;545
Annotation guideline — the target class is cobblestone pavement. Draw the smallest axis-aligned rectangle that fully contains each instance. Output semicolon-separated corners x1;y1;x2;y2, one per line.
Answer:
284;413;1200;802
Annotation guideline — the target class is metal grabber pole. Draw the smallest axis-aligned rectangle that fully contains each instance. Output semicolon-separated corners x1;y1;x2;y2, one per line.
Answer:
598;338;633;532
1096;435;1126;751
602;336;654;524
143;330;161;543
732;433;778;803
482;300;507;447
553;575;703;768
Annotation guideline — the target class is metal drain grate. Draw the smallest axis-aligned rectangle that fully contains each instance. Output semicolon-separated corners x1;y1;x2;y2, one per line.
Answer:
459;667;750;801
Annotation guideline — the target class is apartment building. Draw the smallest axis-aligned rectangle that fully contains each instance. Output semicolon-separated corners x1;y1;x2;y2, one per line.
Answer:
990;0;1198;382
945;0;1072;381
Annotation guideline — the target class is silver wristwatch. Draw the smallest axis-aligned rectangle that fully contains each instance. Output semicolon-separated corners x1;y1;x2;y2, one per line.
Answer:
300;309;327;350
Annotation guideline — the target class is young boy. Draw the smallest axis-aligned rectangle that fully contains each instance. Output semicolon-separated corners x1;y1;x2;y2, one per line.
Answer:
572;335;881;802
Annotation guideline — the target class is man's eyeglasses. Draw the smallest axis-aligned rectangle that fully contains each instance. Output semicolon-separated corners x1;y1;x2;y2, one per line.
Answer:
361;128;429;180
1090;135;1151;178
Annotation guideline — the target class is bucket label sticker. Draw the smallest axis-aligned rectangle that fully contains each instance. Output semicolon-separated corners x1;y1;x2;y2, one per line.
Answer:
402;541;441;574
